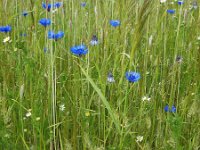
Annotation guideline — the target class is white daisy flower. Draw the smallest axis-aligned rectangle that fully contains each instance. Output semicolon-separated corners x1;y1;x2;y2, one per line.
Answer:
25;109;32;117
136;135;143;142
3;36;12;43
59;104;65;111
36;117;40;121
142;96;151;101
160;0;167;3
26;112;32;117
51;9;58;14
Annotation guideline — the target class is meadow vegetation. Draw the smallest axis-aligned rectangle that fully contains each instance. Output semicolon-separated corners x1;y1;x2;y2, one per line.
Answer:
0;0;200;149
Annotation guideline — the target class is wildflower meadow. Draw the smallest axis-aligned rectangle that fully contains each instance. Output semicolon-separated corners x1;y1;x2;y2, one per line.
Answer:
0;0;200;149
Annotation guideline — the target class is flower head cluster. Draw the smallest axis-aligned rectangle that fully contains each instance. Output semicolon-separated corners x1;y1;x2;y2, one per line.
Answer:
20;33;27;37
107;72;115;83
42;2;63;11
3;36;12;43
25;109;32;117
164;105;176;113
178;1;184;5
48;30;64;40
176;56;183;63
125;71;140;83
81;2;86;7
54;2;63;8
0;25;12;33
42;2;51;11
160;0;167;3
110;20;120;27
44;47;48;53
22;11;28;17
59;104;66;111
167;9;176;14
142;96;151;101
70;44;88;56
192;1;198;9
39;18;51;27
136;136;143;142
90;35;98;46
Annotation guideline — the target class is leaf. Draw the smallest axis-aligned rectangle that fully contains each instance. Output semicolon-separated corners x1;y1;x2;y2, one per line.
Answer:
78;64;121;134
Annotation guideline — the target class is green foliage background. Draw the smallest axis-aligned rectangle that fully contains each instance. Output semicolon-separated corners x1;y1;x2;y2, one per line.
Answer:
0;0;200;149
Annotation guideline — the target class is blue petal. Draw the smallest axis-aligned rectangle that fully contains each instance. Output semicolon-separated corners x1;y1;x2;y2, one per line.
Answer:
42;2;52;11
77;44;86;50
110;20;120;27
39;18;51;27
70;46;76;52
167;9;175;14
57;31;64;37
81;2;86;7
20;33;27;37
0;25;12;33
22;11;28;16
54;2;63;8
42;2;47;9
171;105;176;113
5;26;12;32
70;44;88;56
82;49;88;55
178;1;184;5
48;31;55;39
164;105;169;112
54;31;64;39
125;72;140;82
47;4;51;11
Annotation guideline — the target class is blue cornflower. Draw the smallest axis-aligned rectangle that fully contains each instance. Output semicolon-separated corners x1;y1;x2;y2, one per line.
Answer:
48;31;54;39
20;33;27;37
164;105;169;112
39;18;51;27
167;9;176;14
42;2;52;11
90;35;98;46
54;31;64;40
107;72;115;83
125;71;140;83
70;44;88;56
178;1;184;5
22;11;28;17
81;2;86;7
164;105;176;113
0;25;12;33
171;105;176;113
48;30;64;40
110;20;120;27
48;31;64;40
54;2;63;8
48;31;55;39
42;2;62;11
44;47;48;53
176;56;183;63
192;1;198;9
